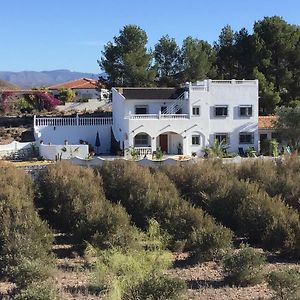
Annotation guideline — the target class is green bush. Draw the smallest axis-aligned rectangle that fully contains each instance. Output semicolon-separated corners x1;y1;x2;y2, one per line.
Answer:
235;159;300;214
163;161;300;255
38;162;137;249
189;226;232;262
124;274;186;300
99;160;232;258
268;268;300;300
223;246;265;287
0;162;54;287
13;281;61;300
86;242;186;300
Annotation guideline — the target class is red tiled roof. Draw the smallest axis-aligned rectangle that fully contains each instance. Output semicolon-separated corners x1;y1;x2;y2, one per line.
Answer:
258;116;278;129
48;78;100;90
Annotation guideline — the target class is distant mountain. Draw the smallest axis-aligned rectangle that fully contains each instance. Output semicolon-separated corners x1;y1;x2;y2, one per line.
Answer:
0;79;20;91
0;70;105;88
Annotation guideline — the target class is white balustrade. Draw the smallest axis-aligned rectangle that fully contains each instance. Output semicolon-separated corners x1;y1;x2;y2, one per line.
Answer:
35;116;113;127
135;147;152;156
127;114;189;120
160;114;189;119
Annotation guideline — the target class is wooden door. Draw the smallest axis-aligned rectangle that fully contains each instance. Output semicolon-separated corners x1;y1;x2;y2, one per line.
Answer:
159;134;168;153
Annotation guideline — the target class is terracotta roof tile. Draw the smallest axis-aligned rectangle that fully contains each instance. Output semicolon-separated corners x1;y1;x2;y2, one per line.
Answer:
48;78;102;90
258;116;278;129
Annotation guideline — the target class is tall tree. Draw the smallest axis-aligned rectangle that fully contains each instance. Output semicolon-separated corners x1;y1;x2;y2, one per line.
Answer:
154;35;181;86
181;37;216;82
275;106;300;152
215;25;236;79
99;25;156;87
253;68;280;115
253;16;300;105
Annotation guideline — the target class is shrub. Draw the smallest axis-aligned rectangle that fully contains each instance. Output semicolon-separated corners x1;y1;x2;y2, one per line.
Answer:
86;243;186;300
189;226;232;262
163;162;300;255
38;162;137;249
99;160;232;258
223;246;265;287
125;274;186;300
268;268;300;300
0;162;54;287
13;281;61;300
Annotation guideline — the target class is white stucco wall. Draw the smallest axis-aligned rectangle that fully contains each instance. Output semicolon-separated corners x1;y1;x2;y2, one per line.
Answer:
39;144;89;160
114;80;259;156
0;141;34;158
34;117;112;154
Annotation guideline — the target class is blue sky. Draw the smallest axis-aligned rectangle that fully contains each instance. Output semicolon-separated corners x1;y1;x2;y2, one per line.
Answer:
1;0;299;74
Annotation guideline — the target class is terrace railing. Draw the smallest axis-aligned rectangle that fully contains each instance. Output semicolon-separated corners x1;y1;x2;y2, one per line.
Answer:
34;116;113;127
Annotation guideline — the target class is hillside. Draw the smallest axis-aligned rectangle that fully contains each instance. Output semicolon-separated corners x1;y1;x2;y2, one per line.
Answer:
0;70;103;88
0;79;20;91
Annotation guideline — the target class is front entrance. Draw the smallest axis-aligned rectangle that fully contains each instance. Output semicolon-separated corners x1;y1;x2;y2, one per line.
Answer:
159;134;168;153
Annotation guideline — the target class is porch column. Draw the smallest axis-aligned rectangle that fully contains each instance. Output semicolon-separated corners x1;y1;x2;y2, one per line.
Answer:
182;136;188;155
151;136;157;153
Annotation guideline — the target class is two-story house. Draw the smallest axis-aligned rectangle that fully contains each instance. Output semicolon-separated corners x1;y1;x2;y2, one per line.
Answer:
112;79;259;156
34;79;259;158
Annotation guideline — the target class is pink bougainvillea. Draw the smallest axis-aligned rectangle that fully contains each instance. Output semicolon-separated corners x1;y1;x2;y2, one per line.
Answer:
0;92;15;113
35;92;60;111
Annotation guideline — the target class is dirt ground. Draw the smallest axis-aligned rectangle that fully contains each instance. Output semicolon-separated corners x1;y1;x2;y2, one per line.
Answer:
1;235;300;300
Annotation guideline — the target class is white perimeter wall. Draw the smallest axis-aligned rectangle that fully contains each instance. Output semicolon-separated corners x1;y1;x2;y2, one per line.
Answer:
35;125;111;154
0;141;33;158
39;144;89;160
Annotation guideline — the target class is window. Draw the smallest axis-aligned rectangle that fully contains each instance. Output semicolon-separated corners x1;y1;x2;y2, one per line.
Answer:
134;134;149;146
214;105;228;117
239;105;253;117
192;135;200;145
135;105;148;114
192;106;200;116
215;133;229;144
239;132;254;144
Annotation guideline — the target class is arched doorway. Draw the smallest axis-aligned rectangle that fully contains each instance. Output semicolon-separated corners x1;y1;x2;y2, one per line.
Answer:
133;132;152;156
157;131;183;155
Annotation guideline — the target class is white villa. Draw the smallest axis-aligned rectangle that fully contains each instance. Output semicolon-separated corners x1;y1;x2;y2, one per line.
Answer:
34;79;260;159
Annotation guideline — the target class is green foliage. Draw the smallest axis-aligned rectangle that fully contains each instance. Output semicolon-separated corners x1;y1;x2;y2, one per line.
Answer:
153;146;163;160
126;147;140;160
253;16;300;106
99;160;232;258
275;106;300;151
86;243;186;300
124;274;186;300
13;281;61;300
58;87;76;103
0;162;54;288
100;25;156;87
38;162;137;249
223;245;265;287
270;139;279;157
268;268;300;300
154;35;181;86
254;68;280;114
163;161;300;255
203;139;227;158
181;37;216;82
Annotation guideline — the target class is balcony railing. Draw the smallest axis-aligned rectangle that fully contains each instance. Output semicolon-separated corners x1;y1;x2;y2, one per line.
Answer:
126;113;189;120
34;116;113;127
135;147;152;156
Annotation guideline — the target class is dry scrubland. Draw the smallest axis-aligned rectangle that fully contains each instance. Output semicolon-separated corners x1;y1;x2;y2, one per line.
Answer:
0;158;300;299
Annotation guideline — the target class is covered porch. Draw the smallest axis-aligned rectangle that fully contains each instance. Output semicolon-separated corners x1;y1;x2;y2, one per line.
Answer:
132;131;185;156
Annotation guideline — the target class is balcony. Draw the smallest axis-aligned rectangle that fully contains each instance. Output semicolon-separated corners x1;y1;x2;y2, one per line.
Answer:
126;113;189;120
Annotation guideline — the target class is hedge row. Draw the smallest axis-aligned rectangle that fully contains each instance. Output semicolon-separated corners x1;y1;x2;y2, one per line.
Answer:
162;160;300;255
